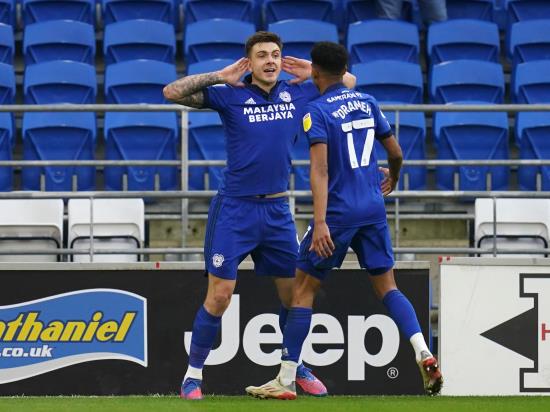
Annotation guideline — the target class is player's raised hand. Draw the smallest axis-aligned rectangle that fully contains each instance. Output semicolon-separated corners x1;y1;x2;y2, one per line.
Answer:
218;58;249;87
282;56;312;84
379;167;398;196
310;221;335;259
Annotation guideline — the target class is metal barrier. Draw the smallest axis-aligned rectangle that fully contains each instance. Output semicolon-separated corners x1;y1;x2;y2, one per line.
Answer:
1;103;550;260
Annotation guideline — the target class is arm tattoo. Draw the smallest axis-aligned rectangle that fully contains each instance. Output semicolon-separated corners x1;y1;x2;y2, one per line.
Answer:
164;72;223;108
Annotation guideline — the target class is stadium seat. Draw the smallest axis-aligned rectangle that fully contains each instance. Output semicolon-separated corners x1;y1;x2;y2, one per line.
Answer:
447;0;494;21
102;0;176;26
475;198;550;257
184;19;255;65
353;60;423;103
187;58;234;75
506;0;550;26
264;0;337;26
103;112;179;191
0;62;15;104
347;20;419;65
23;20;95;65
430;60;504;104
516;112;550;190
24;60;97;104
22;112;97;191
188;112;224;191
22;0;95;25
512;61;550;103
433;109;509;191
0;23;13;64
103;19;176;65
104;59;176;103
0;0;15;27
0;113;12;191
183;0;256;26
0;199;64;262
343;0;415;25
268;19;338;60
427;19;500;65
508;19;550;66
68;199;145;262
374;110;427;190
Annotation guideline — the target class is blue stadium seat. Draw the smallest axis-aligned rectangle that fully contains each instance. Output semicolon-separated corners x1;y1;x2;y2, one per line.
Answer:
0;62;14;104
102;0;176;26
268;19;338;60
508;19;550;65
22;112;96;191
187;58;234;75
347;20;419;65
24;61;97;104
104;112;179;191
0;23;13;64
512;61;550;103
516;112;550;190
183;0;256;27
184;19;255;65
447;0;494;21
430;60;504;104
188;112;224;191
506;0;550;26
24;20;95;65
353;60;423;103
0;0;15;27
0;113;13;191
103;19;176;65
343;0;415;25
22;0;95;25
427;19;500;65
104;59;176;103
374;110;426;190
264;0;337;25
433;109;509;190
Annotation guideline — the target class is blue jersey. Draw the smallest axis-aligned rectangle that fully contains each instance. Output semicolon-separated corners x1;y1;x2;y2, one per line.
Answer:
300;83;393;227
204;75;319;196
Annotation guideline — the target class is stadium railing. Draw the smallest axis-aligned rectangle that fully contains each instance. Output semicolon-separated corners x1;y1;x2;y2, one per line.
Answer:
1;102;550;261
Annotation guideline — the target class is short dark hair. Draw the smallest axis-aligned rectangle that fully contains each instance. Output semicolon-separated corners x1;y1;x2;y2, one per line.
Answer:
245;31;282;56
311;42;348;76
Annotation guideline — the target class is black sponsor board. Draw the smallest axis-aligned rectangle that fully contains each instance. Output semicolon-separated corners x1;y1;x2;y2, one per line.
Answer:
0;267;428;395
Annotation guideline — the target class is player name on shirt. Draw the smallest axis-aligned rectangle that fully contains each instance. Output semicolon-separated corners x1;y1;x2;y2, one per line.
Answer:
331;99;372;120
243;103;296;123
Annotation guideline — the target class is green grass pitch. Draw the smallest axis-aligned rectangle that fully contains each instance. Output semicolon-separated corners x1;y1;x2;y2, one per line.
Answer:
1;396;549;412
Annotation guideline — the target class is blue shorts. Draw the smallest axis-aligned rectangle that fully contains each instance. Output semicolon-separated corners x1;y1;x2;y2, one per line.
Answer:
297;220;394;280
204;194;298;280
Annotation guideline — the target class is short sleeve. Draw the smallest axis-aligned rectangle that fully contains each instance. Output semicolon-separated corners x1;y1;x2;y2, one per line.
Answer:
370;99;393;140
300;104;327;146
203;84;232;112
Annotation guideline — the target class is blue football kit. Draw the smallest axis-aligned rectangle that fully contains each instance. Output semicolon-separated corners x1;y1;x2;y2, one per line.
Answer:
297;83;395;278
202;75;319;279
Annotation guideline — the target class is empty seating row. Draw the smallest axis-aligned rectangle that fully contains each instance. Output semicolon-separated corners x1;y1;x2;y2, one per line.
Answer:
0;112;179;192
0;60;175;104
1;1;548;30
0;108;549;193
2;16;549;69
3;58;550;106
0;198;144;262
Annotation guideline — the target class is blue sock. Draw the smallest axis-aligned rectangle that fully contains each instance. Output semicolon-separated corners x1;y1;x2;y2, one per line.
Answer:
188;305;222;370
281;307;312;363
279;305;289;334
382;289;421;339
